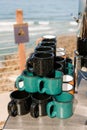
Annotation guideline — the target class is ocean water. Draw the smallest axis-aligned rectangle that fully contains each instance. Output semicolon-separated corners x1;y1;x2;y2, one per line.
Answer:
0;0;79;56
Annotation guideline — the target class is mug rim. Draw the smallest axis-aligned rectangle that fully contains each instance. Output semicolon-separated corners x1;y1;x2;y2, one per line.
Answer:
42;35;56;39
53;92;74;103
31;93;51;104
41;42;55;46
10;90;30;102
45;70;63;80
55;56;65;61
34;52;54;59
22;69;34;78
35;46;54;53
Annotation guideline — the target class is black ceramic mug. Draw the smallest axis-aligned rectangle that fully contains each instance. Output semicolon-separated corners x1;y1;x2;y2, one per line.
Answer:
30;93;52;118
55;56;66;73
32;52;54;77
66;57;72;64
26;53;34;72
54;62;63;72
8;90;32;117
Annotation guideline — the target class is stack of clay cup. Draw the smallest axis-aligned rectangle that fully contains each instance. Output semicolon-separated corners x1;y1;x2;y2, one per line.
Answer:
8;35;74;119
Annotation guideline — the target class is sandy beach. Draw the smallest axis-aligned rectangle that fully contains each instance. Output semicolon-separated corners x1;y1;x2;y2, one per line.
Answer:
0;34;77;129
0;35;77;92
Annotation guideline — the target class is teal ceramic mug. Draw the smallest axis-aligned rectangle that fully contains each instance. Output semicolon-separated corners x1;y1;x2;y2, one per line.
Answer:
66;62;73;68
15;69;41;93
47;92;74;119
65;68;74;76
65;62;74;76
38;71;63;95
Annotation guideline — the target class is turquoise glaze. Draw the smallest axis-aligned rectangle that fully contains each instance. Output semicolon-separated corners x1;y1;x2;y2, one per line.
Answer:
38;71;63;95
15;70;41;93
47;92;74;118
65;63;74;76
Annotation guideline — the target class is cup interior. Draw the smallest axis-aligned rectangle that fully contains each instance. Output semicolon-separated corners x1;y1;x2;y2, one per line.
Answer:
34;52;53;59
11;91;30;100
55;56;65;62
32;93;50;102
54;92;73;102
41;42;55;46
35;46;52;52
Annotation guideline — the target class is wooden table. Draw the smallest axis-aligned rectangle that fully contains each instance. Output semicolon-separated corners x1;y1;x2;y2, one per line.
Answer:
3;79;87;130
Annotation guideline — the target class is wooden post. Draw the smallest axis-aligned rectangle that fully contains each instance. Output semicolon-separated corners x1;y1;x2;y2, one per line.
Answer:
16;9;26;72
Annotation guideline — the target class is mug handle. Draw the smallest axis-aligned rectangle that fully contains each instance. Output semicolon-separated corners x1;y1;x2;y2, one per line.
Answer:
38;79;46;93
47;101;56;118
26;60;33;72
15;75;25;91
29;53;34;62
8;101;17;117
27;53;35;63
30;103;39;118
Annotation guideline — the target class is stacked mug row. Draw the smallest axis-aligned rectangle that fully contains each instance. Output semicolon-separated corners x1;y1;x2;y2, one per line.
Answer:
26;49;73;78
8;90;74;119
15;69;74;95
